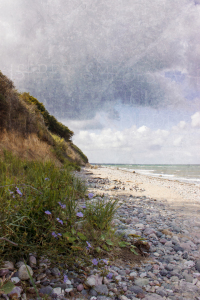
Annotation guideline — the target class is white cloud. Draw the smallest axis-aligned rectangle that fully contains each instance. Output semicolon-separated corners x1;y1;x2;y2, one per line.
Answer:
191;112;200;127
178;121;187;129
72;116;200;163
173;136;183;146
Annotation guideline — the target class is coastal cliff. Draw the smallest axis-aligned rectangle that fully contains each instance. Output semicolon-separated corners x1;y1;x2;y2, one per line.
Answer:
0;70;88;167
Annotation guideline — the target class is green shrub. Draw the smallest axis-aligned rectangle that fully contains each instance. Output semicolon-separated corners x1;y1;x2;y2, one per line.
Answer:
20;92;74;141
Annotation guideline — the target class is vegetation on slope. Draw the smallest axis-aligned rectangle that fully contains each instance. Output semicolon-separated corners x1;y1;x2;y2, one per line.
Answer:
0;70;88;166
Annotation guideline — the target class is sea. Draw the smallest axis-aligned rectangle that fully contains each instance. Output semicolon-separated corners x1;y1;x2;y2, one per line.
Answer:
97;164;200;185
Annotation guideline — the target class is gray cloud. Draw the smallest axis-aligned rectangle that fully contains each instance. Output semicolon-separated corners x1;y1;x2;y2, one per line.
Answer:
1;0;200;120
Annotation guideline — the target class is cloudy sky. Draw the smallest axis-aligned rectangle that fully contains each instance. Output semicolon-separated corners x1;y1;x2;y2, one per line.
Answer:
0;0;200;163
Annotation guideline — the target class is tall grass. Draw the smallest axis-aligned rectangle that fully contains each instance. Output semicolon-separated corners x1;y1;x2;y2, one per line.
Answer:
0;150;86;261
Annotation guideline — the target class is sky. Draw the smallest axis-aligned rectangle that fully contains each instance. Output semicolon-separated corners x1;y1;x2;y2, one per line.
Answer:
0;0;200;163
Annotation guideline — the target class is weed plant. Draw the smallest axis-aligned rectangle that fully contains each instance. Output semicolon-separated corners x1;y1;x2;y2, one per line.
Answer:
84;197;119;231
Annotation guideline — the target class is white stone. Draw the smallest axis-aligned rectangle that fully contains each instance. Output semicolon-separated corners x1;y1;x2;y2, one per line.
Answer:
11;277;20;284
115;275;122;281
65;288;73;293
53;287;64;296
130;272;137;277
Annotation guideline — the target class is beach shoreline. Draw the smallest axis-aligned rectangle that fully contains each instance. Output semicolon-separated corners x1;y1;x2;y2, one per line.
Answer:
80;165;200;219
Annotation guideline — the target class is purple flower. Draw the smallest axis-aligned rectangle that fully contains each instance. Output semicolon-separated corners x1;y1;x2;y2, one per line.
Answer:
45;210;51;215
82;205;86;209
45;178;49;181
107;272;113;279
58;202;66;209
86;241;92;248
56;218;63;225
76;212;83;218
52;232;57;238
57;233;62;236
92;258;98;266
63;274;68;283
16;187;22;196
102;259;108;265
88;193;94;199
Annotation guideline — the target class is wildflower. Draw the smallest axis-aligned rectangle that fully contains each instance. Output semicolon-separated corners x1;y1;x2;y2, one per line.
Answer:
88;193;94;199
76;212;83;217
92;258;98;266
45;210;51;215
56;218;63;225
16;187;22;196
45;178;49;181
63;274;68;283
82;205;86;209
86;241;92;249
58;202;66;209
57;233;62;236
107;272;113;279
102;259;108;265
52;232;57;238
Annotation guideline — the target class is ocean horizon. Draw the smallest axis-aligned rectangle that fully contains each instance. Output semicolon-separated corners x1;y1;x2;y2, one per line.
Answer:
91;164;200;185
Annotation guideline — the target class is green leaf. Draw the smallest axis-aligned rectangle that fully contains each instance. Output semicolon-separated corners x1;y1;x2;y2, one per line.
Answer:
77;232;87;241
100;234;106;241
71;228;76;235
1;281;15;294
118;241;127;247
95;247;101;253
102;244;110;251
106;239;113;246
63;232;72;238
67;237;76;243
130;246;138;255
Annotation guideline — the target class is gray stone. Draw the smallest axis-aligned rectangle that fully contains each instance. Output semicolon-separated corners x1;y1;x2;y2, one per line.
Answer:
15;261;25;269
3;261;14;270
143;228;155;235
143;294;164;300
129;285;144;294
85;274;103;287
134;278;149;287
29;256;36;266
94;284;108;295
183;274;193;283
18;265;33;280
39;286;53;295
89;289;98;296
0;269;9;276
97;297;112;300
51;267;61;277
173;245;184;252
195;260;200;272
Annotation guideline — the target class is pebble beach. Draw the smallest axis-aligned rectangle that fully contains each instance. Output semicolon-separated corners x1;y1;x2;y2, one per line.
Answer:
1;165;200;300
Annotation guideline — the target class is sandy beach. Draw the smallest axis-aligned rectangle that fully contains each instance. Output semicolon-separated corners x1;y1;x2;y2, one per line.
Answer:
81;166;200;219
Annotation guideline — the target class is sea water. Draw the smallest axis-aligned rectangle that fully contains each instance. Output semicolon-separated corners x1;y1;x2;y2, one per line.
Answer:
99;164;200;185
